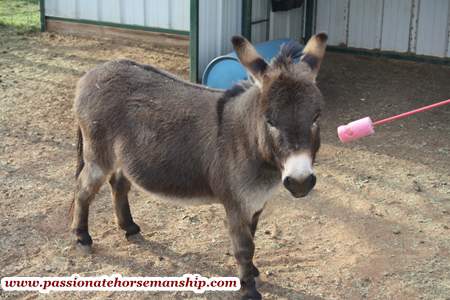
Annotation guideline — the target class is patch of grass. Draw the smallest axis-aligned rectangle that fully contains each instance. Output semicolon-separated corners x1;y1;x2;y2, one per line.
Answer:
0;0;40;33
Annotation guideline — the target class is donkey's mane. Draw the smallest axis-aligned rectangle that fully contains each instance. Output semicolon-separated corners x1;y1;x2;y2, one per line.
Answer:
271;40;303;68
216;80;253;131
224;80;253;98
126;59;257;133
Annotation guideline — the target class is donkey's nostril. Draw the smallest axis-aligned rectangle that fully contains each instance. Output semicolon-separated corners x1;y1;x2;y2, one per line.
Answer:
283;176;293;189
308;174;317;189
283;174;316;198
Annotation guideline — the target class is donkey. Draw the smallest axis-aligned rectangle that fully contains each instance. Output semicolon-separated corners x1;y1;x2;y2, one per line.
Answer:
71;33;327;299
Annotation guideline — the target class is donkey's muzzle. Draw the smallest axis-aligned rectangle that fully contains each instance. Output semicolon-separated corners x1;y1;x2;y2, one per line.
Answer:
283;174;316;198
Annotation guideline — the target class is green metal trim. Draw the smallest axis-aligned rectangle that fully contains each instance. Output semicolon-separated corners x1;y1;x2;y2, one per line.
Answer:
45;16;190;36
189;0;199;82
327;46;450;66
242;0;252;40
40;0;46;32
304;0;315;41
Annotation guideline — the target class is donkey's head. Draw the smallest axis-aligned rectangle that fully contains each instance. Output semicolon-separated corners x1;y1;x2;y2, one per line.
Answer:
232;33;327;198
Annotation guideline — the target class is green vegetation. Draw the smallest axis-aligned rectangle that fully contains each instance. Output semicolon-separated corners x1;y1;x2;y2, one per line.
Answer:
0;0;40;33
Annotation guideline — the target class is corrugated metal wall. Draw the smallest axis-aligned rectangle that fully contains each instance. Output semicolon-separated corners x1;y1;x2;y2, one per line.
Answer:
198;0;450;79
44;0;190;31
315;0;450;58
198;0;242;77
46;0;450;81
251;0;305;43
251;0;270;43
269;6;304;40
197;0;307;78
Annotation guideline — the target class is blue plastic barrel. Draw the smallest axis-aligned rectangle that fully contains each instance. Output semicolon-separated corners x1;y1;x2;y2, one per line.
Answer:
202;39;302;90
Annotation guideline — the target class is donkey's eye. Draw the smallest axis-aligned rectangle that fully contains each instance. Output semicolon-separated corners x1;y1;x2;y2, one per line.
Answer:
312;114;320;130
267;119;276;127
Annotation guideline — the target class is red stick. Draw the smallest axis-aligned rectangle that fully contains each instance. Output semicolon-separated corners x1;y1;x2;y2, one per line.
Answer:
373;98;450;126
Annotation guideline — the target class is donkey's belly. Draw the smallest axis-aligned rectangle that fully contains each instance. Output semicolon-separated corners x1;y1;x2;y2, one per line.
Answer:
123;158;214;200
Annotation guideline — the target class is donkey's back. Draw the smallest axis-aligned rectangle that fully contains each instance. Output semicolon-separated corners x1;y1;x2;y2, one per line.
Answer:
75;59;220;127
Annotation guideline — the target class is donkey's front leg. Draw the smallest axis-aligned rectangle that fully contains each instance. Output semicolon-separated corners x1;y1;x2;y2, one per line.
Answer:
225;206;261;300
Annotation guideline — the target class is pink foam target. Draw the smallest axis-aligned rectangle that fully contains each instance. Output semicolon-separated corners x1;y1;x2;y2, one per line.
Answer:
337;117;375;143
337;99;450;143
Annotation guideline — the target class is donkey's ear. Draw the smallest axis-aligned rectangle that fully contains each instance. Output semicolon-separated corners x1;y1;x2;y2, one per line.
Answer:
299;32;328;81
231;36;269;87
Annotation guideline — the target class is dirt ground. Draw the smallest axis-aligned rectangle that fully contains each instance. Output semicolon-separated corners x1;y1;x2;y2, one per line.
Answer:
0;26;449;300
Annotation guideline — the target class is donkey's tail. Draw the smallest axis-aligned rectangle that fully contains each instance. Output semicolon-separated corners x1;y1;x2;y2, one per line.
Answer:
75;126;84;178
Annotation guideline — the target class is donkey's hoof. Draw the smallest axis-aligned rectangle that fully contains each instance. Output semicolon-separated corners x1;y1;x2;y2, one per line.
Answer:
124;223;141;238
241;289;262;300
126;232;144;243
251;265;260;277
75;242;93;254
74;229;93;246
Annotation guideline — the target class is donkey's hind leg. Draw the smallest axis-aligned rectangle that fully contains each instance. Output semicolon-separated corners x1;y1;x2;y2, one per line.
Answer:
72;162;107;247
109;171;141;238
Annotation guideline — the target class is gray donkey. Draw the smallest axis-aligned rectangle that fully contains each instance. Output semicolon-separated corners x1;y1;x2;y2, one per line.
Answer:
72;33;327;299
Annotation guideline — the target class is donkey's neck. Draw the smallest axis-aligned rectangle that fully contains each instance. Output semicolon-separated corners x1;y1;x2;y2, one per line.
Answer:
225;86;272;163
230;86;258;131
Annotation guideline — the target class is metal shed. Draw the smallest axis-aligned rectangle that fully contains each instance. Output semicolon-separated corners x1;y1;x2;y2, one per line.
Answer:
42;0;190;35
40;0;450;83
